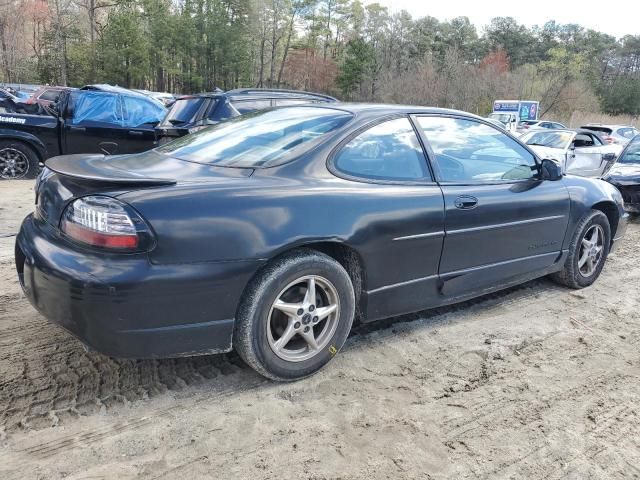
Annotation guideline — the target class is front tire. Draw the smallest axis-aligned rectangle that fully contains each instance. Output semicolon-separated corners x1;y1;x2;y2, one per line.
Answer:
551;210;611;289
234;249;355;381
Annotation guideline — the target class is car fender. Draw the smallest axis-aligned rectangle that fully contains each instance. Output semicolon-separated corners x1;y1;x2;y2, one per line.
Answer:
0;128;49;160
562;176;625;248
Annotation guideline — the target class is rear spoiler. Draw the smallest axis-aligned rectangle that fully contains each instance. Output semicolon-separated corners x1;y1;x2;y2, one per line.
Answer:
46;154;177;185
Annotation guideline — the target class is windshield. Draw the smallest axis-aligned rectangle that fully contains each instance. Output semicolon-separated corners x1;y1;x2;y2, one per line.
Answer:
618;137;640;164
488;113;511;124
522;131;572;149
162;97;210;126
157;106;353;167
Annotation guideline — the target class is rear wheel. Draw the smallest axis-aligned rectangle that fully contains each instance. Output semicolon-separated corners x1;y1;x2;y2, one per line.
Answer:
0;140;39;179
234;249;355;381
551;210;611;289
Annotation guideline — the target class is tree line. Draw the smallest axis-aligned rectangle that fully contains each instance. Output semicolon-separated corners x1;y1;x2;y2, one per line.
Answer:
1;0;640;118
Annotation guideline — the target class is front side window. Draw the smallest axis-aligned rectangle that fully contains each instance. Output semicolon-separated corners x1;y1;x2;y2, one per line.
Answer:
157;106;352;168
618;137;640;164
333;117;429;182
418;116;537;183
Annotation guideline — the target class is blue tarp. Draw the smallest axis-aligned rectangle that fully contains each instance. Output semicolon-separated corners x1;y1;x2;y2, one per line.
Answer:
71;91;165;127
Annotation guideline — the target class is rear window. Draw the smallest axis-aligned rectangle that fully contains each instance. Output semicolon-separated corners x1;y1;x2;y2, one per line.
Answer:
157;106;352;168
162;98;210;126
581;125;612;135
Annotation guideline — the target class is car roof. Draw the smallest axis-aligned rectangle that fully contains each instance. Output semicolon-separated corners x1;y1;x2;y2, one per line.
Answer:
581;123;635;129
174;88;337;102
301;102;486;119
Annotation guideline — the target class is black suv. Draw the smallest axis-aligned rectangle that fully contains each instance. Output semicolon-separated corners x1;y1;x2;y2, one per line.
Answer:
155;88;337;144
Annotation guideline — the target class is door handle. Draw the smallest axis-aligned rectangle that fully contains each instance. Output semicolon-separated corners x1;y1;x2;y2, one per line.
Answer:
69;126;86;132
128;130;144;136
454;195;478;209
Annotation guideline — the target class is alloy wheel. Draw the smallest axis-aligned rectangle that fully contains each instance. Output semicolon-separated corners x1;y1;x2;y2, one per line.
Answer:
267;275;340;362
578;224;604;277
0;147;30;179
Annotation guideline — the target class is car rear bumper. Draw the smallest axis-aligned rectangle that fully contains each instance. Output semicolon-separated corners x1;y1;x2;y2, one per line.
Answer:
15;214;262;358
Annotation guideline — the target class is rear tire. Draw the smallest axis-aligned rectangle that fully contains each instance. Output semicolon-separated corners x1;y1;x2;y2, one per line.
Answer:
551;210;611;289
0;140;39;179
234;248;355;381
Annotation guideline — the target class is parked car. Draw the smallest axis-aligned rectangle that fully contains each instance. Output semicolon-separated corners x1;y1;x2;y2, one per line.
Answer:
25;86;73;107
156;88;337;144
0;85;166;179
0;87;43;115
603;135;640;213
15;105;627;380
580;124;639;146
517;119;566;134
521;129;621;177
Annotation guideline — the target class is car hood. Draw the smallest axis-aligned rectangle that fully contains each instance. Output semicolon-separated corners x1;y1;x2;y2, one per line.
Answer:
45;149;253;184
604;162;640;185
528;146;565;162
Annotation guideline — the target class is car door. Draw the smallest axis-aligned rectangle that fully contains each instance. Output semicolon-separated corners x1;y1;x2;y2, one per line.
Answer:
566;132;608;177
63;91;129;155
330;116;445;320
415;115;570;300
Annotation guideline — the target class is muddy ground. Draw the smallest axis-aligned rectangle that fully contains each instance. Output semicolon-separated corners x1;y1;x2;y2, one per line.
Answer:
0;179;639;479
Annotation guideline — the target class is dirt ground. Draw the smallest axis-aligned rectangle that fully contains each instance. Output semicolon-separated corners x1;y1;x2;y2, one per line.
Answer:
0;179;639;480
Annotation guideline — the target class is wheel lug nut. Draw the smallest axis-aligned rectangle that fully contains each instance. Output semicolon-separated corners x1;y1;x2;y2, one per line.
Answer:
297;308;304;316
294;322;301;329
309;305;315;312
304;326;310;333
313;316;319;323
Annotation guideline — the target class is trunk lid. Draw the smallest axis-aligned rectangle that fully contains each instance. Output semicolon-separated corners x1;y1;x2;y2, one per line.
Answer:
37;150;252;228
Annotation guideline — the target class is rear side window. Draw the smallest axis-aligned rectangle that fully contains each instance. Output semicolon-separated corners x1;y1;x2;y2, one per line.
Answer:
231;99;272;114
333;117;429;182
418;116;537;183
618;128;637;139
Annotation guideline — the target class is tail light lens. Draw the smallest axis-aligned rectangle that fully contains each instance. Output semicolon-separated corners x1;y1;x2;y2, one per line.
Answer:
61;196;151;250
604;136;615;144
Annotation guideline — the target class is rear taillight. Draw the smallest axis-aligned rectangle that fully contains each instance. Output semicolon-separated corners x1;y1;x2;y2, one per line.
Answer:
604;136;615;144
61;196;149;250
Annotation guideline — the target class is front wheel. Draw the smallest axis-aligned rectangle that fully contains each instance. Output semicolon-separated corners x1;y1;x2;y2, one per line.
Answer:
551;210;611;289
234;249;355;381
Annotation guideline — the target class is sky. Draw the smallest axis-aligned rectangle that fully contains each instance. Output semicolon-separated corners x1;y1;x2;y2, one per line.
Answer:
366;0;638;38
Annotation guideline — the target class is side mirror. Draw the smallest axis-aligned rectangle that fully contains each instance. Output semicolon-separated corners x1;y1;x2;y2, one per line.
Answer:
540;159;563;181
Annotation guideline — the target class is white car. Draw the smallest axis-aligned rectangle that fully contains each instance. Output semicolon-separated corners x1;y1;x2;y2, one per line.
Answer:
580;124;638;146
521;129;622;177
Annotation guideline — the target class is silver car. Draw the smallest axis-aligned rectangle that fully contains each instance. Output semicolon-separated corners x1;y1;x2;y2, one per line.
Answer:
521;129;622;177
517;119;566;135
580;124;639;146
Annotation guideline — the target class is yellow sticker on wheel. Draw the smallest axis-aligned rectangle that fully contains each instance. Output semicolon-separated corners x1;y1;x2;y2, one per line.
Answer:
328;345;337;356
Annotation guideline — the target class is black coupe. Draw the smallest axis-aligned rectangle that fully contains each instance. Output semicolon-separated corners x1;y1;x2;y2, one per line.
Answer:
16;105;628;380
